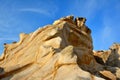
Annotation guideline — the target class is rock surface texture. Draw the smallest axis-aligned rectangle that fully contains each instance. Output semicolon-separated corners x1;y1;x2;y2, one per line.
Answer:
0;16;120;80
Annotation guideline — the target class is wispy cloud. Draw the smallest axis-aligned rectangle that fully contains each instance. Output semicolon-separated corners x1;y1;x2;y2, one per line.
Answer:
19;8;51;16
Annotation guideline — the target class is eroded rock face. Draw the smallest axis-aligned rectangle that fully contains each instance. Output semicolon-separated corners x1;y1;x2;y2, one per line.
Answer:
0;16;119;80
94;43;120;79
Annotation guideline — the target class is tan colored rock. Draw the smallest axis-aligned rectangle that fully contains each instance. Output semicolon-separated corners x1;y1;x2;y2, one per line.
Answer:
93;50;111;63
107;43;120;67
0;16;120;80
53;15;74;25
75;17;86;27
93;43;120;79
116;68;120;79
100;70;116;80
93;43;120;67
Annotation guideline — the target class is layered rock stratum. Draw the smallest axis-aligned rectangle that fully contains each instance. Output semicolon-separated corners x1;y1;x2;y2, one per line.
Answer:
0;16;120;80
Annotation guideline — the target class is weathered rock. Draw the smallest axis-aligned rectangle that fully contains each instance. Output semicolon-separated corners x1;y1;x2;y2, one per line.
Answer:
100;70;116;80
94;43;120;79
0;16;119;80
93;50;111;64
116;68;120;79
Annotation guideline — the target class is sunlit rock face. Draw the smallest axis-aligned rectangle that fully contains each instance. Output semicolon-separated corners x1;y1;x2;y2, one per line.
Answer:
0;16;119;80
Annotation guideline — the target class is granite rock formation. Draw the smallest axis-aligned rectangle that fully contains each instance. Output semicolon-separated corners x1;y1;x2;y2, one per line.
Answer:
0;16;119;80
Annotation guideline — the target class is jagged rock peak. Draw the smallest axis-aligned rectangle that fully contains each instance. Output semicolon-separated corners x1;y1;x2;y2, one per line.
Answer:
53;15;91;34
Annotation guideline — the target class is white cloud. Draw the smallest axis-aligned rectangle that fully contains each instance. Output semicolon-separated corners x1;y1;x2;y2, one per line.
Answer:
19;8;51;16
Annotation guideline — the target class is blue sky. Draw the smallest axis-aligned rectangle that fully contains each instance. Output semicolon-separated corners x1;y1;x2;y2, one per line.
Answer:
0;0;120;54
